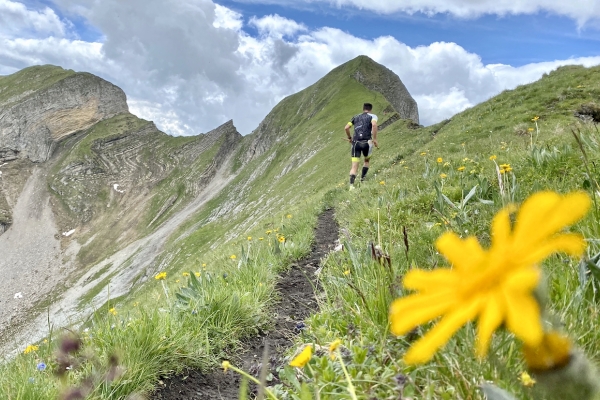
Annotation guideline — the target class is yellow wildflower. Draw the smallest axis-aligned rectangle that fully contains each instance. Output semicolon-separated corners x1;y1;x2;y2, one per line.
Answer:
489;155;497;161
259;237;264;240
528;128;534;132
379;181;386;185
329;339;342;359
532;116;540;122
109;308;117;316
437;157;443;163
195;272;201;277
182;272;190;277
23;345;39;354
523;330;572;371
155;272;167;280
290;345;312;368
343;269;350;276
389;191;590;364
266;230;272;235
222;360;231;373
462;158;469;162
499;163;510;169
230;255;237;260
202;263;207;267
176;279;180;283
440;173;447;179
286;214;292;219
278;236;286;243
420;152;427;156
247;236;252;241
457;166;466;172
520;372;536;387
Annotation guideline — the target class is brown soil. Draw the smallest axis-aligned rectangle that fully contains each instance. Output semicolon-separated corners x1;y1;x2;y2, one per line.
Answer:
152;208;339;399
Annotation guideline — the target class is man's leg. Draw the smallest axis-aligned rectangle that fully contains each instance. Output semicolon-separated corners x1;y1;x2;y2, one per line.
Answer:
361;159;370;181
350;160;359;184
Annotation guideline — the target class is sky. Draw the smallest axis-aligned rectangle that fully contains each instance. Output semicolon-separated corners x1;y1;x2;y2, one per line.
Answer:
1;0;600;136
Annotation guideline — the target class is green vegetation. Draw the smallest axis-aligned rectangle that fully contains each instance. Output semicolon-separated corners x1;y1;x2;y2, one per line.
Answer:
1;60;600;399
0;65;75;106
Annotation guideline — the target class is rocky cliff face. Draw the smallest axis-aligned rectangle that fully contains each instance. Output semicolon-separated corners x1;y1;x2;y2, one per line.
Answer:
0;72;128;163
0;66;244;348
351;56;419;124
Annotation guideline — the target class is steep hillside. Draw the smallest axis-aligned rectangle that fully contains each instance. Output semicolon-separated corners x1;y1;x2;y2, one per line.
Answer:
0;66;244;352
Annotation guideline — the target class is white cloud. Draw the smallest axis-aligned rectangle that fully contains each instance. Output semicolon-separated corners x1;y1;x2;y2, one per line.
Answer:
1;0;599;135
0;0;67;39
249;14;307;38
274;0;600;25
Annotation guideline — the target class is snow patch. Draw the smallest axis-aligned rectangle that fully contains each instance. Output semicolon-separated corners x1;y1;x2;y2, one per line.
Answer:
14;292;23;299
113;184;125;193
62;229;76;237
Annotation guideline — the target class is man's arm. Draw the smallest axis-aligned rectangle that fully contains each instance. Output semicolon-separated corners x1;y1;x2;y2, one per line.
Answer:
344;122;352;142
372;120;378;147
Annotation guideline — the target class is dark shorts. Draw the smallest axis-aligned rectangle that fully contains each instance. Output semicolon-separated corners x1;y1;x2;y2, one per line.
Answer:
351;140;373;162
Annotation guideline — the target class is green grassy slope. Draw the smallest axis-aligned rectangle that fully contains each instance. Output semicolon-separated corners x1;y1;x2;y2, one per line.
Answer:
0;65;76;106
2;60;599;399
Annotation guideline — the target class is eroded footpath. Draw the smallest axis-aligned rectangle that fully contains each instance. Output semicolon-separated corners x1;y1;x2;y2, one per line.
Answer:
153;208;339;399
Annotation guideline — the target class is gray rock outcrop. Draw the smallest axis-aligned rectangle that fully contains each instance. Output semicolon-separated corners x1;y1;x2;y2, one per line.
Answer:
0;72;128;163
351;56;419;124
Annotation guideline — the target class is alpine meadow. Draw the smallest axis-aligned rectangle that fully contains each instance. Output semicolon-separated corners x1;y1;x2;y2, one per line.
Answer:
0;55;599;400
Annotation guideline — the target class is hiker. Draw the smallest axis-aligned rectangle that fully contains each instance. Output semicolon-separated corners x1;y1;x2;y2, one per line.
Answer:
344;103;378;188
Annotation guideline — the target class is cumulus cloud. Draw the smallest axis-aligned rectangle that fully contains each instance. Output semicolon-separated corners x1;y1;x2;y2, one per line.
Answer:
0;0;599;135
0;0;67;38
249;14;307;38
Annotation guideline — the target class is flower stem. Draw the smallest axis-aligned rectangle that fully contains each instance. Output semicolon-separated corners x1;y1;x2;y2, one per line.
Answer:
336;351;358;400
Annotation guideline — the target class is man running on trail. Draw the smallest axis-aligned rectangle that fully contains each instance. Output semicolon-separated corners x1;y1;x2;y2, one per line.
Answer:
345;103;378;188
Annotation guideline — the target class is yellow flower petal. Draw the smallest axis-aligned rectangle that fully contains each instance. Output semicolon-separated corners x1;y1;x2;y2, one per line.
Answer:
403;268;459;291
290;345;313;368
476;291;504;357
513;191;590;246
435;233;485;271
503;291;543;347
390;292;456;336
403;298;482;364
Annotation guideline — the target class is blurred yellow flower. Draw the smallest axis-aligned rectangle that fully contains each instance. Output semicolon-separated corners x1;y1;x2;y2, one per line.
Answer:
278;236;286;243
109;307;117;316
155;272;167;280
532;116;540;122
247;236;252;241
528;127;534;132
462;157;469;162
290;345;312;368
286;214;292;219
457;166;466;172
420;152;427;156
222;360;231;373
182;272;190;277
437;157;443;163
266;230;272;235
379;181;386;185
259;237;264;240
230;255;237;260
23;345;39;354
202;263;207;267
523;330;572;371
440;173;447;179
343;269;350;276
176;279;180;283
489;155;497;161
520;372;536;387
499;163;510;169
195;272;201;277
389;191;590;364
329;339;342;359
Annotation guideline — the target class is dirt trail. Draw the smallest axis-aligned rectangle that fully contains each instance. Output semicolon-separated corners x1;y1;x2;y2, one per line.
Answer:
153;208;339;400
0;155;237;357
0;168;67;338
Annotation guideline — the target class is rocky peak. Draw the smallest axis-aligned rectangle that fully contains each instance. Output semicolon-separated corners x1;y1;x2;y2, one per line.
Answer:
349;55;419;124
0;67;128;163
